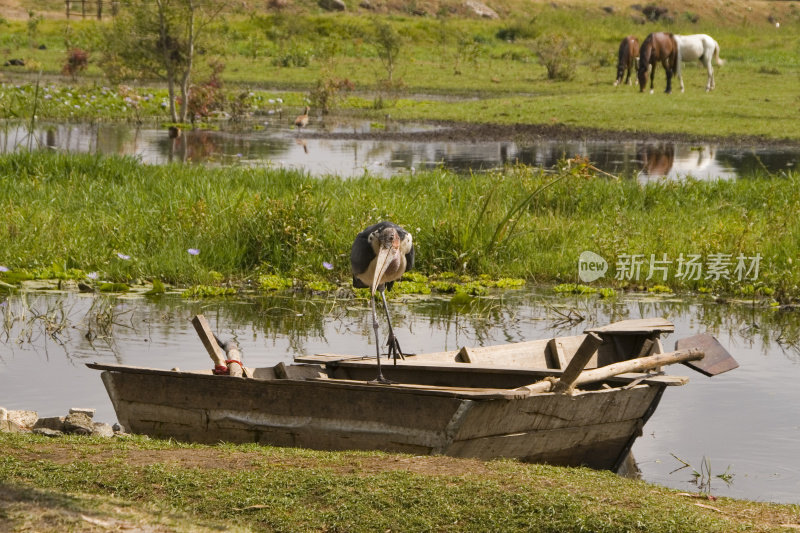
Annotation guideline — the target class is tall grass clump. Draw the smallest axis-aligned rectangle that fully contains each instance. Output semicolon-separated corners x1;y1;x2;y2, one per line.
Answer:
1;152;799;298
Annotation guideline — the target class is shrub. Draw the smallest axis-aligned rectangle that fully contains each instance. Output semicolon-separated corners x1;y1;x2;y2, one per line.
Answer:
309;76;354;114
188;61;226;120
533;33;577;81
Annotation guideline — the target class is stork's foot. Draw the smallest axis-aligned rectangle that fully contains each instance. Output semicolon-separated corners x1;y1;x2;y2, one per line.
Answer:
369;374;396;385
386;333;412;363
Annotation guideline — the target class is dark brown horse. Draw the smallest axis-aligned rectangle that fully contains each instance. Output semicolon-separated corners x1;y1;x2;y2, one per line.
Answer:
614;35;640;86
638;32;678;94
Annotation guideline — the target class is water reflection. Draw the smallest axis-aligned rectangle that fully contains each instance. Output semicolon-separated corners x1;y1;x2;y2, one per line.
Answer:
1;120;797;179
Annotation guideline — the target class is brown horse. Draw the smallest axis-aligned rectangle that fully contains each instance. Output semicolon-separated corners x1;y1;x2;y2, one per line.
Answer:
638;32;678;94
614;35;640;86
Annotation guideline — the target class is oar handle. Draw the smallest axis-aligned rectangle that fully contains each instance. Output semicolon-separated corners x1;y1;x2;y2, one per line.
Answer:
518;348;705;395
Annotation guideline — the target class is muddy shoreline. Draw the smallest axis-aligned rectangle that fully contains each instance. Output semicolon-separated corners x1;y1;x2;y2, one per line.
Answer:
300;120;800;149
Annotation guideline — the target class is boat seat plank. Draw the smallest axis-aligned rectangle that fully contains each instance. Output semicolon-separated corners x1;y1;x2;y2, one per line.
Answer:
304;377;528;399
274;362;327;380
585;317;674;335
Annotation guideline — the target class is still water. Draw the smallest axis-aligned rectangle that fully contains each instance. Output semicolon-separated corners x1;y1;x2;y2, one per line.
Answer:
2;120;798;180
1;288;798;503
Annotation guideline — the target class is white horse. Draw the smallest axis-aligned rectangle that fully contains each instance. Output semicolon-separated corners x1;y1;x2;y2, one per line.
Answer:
674;34;724;92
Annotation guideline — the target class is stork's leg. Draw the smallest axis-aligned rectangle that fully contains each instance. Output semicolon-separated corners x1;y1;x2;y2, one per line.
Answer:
380;289;406;364
370;294;392;384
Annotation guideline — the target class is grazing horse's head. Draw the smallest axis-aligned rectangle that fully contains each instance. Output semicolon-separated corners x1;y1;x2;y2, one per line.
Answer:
638;32;678;92
637;35;653;90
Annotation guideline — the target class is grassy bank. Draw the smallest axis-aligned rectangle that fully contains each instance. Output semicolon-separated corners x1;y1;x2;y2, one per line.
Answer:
0;152;797;299
1;433;798;532
1;2;799;139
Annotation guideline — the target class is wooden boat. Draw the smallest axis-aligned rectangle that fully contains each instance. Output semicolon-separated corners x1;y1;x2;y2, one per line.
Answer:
87;317;736;473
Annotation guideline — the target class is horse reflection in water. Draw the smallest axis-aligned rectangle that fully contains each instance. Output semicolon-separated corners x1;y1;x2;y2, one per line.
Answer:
638;142;717;181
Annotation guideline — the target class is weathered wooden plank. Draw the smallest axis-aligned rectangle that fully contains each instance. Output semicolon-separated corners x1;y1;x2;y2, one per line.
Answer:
297;360;688;389
207;409;448;449
191;315;226;369
294;353;376;364
552;332;603;393
452;385;659;439
100;369;469;431
304;377;527;399
446;420;637;468
586;317;674;335
519;349;701;394
547;338;568;369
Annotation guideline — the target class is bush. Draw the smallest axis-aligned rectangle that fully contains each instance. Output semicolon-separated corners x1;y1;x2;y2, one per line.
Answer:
309;76;354;114
534;33;577;81
188;61;226;120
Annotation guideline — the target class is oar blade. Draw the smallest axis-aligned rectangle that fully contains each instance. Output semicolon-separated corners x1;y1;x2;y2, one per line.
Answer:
675;334;739;376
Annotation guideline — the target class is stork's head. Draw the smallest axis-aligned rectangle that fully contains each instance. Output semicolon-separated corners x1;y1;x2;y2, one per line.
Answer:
368;226;411;294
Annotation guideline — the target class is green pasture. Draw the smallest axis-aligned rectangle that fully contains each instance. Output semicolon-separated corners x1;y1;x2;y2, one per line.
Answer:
1;5;799;138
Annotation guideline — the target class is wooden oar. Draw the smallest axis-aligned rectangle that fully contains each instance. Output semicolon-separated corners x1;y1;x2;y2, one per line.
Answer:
191;314;247;377
192;315;227;371
517;348;705;394
675;333;739;376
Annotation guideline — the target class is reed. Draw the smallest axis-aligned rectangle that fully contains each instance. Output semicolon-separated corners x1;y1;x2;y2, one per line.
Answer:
1;152;798;299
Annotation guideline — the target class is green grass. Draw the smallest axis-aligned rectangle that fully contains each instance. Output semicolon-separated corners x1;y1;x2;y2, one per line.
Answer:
0;152;798;299
1;433;798;532
1;6;799;139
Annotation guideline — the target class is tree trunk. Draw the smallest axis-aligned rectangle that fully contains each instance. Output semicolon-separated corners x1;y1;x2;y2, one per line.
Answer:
178;1;196;123
156;0;179;123
166;75;178;123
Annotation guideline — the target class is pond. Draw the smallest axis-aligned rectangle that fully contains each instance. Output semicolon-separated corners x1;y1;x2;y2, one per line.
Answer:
1;288;798;504
1;120;798;180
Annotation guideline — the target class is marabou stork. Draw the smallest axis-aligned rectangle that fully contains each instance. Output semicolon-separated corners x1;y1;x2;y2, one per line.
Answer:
350;221;414;383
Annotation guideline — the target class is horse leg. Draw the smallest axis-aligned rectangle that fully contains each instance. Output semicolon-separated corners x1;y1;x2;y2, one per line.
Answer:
664;64;673;94
650;63;656;94
705;58;714;91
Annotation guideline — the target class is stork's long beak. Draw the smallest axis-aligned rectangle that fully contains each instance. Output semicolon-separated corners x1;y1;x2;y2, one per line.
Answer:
371;245;399;294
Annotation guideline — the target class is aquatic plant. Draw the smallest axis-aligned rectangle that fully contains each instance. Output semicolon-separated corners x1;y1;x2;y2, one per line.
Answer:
182;285;236;297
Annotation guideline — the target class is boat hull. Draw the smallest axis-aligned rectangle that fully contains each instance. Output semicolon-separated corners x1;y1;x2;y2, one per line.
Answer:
92;363;666;471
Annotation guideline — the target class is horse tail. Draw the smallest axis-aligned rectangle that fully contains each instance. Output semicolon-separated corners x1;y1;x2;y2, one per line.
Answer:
714;43;725;66
616;38;628;82
673;34;682;76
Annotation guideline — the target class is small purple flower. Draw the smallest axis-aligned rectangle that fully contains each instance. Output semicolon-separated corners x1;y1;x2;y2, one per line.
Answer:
0;266;9;272
187;248;200;256
87;272;98;280
117;253;130;260
323;261;333;270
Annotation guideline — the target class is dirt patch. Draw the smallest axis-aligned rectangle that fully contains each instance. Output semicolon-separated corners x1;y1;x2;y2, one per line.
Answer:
11;440;497;477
